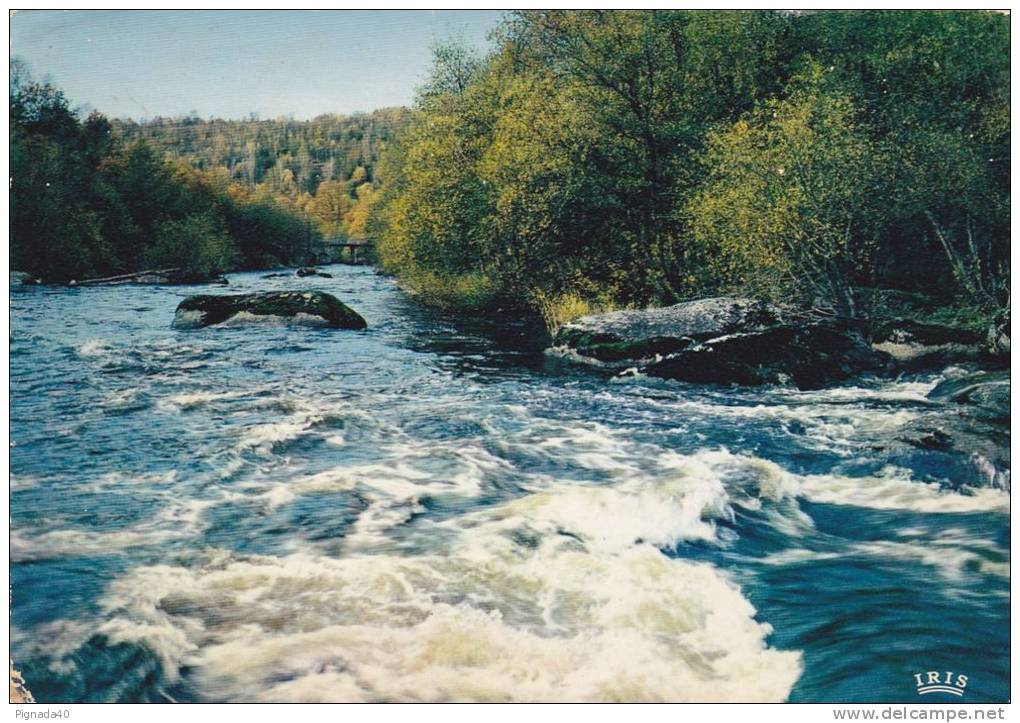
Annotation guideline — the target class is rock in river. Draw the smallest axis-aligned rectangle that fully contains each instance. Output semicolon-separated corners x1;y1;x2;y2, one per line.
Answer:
872;319;990;372
296;266;334;278
10;271;39;286
173;291;367;330
551;297;888;389
927;370;1010;421
893;370;1011;490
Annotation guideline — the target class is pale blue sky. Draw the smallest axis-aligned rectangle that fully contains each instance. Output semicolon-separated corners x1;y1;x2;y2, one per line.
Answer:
10;10;504;120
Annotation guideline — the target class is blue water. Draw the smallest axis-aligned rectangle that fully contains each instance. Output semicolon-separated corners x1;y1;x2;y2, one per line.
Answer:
9;265;1010;703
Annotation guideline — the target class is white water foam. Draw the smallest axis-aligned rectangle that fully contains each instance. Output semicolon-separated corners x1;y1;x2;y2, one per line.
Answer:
233;396;379;457
76;338;113;357
497;417;1008;519
11;474;42;491
600;380;933;457
91;478;802;702
237;417;319;456
796;466;1010;514
158;391;243;411
214;311;330;327
642;448;1010;516
22;391;1005;702
760;539;1009;582
251;439;508;551
10;496;213;562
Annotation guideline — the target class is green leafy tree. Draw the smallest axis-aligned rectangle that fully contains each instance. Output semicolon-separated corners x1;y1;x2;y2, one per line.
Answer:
10;62;319;280
689;66;883;316
145;213;240;275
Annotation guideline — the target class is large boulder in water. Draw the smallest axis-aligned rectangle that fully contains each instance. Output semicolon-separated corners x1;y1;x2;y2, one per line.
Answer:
173;291;366;329
551;297;888;389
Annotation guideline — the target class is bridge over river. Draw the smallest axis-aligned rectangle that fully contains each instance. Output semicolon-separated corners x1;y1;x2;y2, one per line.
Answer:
313;239;375;265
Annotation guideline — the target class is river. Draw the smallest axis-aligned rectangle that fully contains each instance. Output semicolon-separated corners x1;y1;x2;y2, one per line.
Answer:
9;264;1010;703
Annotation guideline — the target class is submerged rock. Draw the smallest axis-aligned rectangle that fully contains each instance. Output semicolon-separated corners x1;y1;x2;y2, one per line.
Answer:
173;291;366;330
552;297;887;389
928;370;1010;421
892;370;1011;491
896;413;1010;491
296;267;334;278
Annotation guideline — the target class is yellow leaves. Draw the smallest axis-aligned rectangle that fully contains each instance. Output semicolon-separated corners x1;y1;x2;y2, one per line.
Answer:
688;82;878;304
530;285;625;334
344;184;380;240
349;166;368;185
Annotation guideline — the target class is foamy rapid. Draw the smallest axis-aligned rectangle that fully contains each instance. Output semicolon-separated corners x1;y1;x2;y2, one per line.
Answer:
93;479;802;702
796;467;1011;514
10;496;212;562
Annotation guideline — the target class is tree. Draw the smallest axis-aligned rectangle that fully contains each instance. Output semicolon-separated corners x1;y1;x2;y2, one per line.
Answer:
688;65;883;316
307;179;353;237
502;11;798;303
9;63;319;280
145;213;240;275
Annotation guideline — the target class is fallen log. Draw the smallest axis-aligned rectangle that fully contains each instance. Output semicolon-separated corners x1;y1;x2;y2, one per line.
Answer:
71;268;182;286
70;268;227;286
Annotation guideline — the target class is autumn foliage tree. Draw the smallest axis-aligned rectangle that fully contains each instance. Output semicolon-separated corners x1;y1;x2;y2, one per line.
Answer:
371;10;1009;332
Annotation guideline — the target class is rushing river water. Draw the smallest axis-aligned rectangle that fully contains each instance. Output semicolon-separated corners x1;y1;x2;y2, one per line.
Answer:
10;264;1010;703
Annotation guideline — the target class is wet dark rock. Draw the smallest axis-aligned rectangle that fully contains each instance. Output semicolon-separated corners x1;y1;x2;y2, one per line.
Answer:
928;370;1010;421
265;268;333;279
897;413;1010;491
892;370;1011;490
173;291;367;330
902;426;954;451
875;318;984;347
872;319;988;372
10;271;39;286
554;297;779;362
872;340;986;373
864;299;1007;369
296;267;333;278
552;297;888;390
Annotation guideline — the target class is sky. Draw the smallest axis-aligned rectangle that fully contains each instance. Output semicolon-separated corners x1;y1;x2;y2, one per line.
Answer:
10;10;505;121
